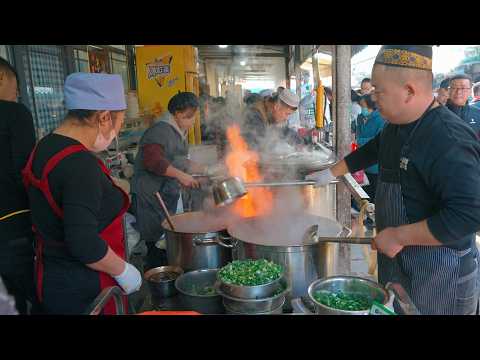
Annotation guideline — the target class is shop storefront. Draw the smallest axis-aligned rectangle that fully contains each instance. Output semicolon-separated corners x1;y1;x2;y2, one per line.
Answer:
2;45;135;139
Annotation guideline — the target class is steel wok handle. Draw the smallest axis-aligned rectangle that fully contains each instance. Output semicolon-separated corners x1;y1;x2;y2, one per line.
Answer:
215;234;237;248
193;234;237;248
308;224;372;245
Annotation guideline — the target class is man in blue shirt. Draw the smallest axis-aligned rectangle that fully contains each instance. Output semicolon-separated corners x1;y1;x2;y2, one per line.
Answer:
446;74;480;138
356;94;386;203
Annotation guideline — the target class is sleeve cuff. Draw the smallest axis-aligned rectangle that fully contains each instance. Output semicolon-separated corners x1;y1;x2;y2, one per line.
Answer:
426;216;454;246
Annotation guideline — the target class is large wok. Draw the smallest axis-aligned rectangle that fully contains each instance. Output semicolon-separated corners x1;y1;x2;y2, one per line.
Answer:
258;142;336;179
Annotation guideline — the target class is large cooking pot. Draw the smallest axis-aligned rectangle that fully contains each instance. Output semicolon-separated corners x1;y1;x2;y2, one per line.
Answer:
163;211;235;272
226;212;345;304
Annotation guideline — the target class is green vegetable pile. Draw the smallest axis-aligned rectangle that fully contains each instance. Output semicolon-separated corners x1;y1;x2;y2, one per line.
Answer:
313;291;372;311
218;259;283;286
191;285;216;296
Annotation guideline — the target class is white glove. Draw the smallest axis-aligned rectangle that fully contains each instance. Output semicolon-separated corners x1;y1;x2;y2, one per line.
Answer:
305;168;336;188
113;262;142;295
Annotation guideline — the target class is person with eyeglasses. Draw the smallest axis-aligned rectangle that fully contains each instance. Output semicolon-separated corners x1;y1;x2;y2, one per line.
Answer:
446;74;480;138
0;57;39;314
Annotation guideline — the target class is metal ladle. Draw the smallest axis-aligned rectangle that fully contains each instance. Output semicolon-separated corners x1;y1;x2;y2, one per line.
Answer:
212;176;338;207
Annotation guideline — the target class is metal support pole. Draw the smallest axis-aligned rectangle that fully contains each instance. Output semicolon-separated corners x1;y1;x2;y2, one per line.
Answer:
333;45;352;274
295;56;304;126
285;46;291;88
311;46;320;89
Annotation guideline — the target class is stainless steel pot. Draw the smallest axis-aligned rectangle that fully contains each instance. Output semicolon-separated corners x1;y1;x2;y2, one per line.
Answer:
144;266;184;299
226;213;345;304
174;269;225;314
163;211;234;271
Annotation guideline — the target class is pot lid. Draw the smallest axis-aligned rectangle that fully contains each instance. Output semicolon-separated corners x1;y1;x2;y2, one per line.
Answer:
227;213;343;247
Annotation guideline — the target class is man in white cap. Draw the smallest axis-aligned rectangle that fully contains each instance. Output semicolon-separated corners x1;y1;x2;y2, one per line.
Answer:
241;88;301;150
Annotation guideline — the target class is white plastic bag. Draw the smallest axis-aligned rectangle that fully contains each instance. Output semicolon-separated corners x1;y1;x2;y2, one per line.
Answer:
125;212;141;254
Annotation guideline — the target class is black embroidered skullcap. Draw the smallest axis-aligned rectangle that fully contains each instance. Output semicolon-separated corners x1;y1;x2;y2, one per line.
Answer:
375;45;433;71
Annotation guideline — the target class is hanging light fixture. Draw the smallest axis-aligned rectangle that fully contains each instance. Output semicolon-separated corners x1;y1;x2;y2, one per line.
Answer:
218;45;229;48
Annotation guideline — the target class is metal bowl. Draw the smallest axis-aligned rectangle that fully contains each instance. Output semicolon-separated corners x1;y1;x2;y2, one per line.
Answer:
224;298;285;315
144;266;184;299
217;272;284;300
175;269;224;314
307;275;389;315
215;278;288;313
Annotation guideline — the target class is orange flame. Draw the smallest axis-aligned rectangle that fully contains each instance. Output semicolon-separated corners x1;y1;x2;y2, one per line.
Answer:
225;125;273;218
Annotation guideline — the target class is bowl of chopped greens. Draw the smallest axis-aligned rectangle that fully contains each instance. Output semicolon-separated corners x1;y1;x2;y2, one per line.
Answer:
175;269;224;314
307;276;389;315
217;259;284;299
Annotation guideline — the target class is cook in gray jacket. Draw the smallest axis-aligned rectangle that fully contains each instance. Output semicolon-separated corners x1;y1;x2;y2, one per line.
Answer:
132;92;205;270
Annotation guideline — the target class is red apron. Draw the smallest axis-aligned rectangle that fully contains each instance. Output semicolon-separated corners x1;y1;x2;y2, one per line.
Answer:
22;144;131;315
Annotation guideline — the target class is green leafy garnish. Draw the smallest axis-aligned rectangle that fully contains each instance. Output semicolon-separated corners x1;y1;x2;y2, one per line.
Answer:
313;290;372;311
218;259;283;286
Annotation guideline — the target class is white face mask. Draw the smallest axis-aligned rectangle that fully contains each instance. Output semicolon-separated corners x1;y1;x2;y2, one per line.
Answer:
92;122;116;152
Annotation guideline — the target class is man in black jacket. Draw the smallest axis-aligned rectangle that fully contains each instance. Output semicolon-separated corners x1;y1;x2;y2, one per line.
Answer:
0;57;37;314
446;74;480;138
307;46;480;315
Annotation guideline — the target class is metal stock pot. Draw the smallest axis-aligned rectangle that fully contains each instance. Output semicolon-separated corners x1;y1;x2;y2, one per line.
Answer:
162;211;235;271
225;213;346;303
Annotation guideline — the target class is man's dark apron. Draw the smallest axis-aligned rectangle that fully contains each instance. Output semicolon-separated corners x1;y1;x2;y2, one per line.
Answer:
375;102;479;315
22;144;130;314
